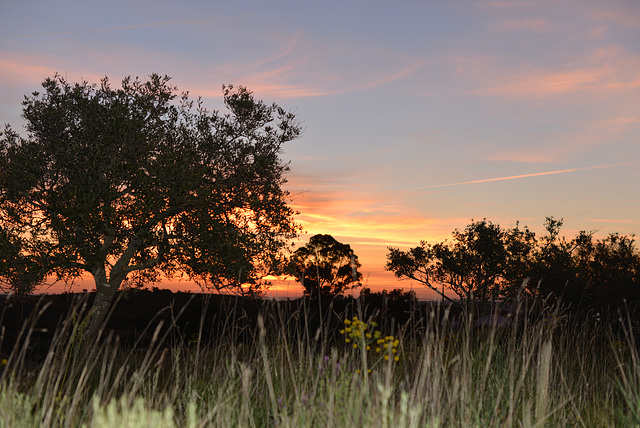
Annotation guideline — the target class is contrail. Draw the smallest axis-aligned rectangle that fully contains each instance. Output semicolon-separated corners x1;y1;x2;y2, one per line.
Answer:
403;162;627;191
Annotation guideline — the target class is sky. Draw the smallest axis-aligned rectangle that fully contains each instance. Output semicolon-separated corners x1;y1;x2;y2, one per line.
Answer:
1;0;639;299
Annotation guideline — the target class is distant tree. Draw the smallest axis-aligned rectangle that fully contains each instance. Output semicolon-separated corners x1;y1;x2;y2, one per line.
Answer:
0;74;301;349
531;219;640;305
359;287;418;307
526;217;581;302
387;219;518;306
288;234;361;298
358;287;418;324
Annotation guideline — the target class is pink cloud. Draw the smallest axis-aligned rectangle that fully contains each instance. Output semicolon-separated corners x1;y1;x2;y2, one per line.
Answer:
475;67;613;97
468;45;640;98
0;54;60;84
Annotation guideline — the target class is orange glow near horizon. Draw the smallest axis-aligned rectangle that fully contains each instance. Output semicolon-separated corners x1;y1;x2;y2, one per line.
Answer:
36;276;442;300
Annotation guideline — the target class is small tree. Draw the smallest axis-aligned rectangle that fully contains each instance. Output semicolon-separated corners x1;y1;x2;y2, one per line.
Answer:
387;219;517;307
526;217;579;302
0;74;301;347
288;234;361;298
532;219;640;305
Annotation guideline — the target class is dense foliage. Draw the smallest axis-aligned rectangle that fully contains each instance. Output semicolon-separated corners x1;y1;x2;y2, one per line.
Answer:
0;74;301;342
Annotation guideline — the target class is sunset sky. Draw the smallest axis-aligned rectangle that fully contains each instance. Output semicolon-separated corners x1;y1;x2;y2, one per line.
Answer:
1;0;639;298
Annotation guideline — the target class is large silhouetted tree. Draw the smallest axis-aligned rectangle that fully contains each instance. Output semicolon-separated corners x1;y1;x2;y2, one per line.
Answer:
0;74;301;348
288;234;362;298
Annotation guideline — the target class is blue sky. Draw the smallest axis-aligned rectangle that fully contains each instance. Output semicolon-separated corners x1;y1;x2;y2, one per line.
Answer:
1;0;639;297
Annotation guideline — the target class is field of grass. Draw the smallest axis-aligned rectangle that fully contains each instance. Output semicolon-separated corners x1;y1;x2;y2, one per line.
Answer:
1;294;640;427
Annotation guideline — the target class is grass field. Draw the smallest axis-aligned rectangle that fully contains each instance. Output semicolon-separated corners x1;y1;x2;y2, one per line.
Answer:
1;294;639;427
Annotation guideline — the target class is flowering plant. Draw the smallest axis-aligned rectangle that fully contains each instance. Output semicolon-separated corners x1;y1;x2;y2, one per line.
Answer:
340;315;399;374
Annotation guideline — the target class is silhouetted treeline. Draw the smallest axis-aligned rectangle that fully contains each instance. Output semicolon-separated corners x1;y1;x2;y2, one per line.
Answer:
387;217;640;312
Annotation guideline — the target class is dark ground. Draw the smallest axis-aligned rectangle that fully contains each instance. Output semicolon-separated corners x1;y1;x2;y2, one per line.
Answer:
0;289;454;359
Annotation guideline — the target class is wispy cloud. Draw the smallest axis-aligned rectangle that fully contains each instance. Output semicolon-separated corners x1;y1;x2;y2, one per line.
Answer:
171;37;422;99
401;163;625;191
2;20;202;39
2;16;422;100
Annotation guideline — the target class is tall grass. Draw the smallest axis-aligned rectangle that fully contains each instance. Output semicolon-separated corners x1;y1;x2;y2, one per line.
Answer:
0;294;638;427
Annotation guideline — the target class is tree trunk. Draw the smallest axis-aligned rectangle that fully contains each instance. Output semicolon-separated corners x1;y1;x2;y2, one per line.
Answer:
77;237;140;355
77;266;121;356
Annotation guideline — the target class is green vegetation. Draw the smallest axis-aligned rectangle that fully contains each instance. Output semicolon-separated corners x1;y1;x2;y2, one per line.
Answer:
1;294;640;427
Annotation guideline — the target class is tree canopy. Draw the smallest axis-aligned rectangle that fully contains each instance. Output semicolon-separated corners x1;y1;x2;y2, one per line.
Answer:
0;74;301;343
288;234;362;298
